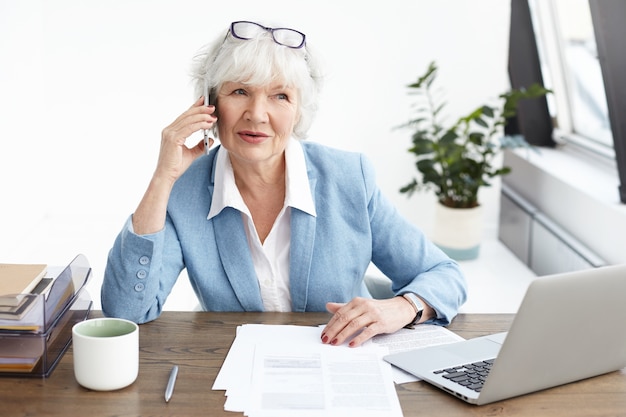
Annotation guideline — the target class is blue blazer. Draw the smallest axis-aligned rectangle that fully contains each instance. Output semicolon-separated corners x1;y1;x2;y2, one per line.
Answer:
102;142;467;324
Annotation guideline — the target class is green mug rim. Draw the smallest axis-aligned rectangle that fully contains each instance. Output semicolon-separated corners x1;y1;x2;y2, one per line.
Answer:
73;317;138;338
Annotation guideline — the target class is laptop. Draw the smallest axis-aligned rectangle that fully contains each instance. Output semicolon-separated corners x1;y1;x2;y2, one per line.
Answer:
384;264;626;405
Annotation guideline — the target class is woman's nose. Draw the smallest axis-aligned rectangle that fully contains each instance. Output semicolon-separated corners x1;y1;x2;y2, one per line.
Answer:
244;96;269;123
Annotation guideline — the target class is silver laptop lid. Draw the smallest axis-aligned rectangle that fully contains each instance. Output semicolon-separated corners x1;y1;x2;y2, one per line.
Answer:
479;264;626;404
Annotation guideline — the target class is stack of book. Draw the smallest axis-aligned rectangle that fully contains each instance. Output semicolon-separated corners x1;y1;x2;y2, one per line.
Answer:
0;255;93;377
0;263;51;322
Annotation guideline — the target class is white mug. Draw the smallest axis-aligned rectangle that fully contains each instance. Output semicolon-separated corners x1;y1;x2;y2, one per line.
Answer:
72;317;139;391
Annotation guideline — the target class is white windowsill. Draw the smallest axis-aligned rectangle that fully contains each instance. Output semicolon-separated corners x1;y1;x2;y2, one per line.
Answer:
504;142;626;265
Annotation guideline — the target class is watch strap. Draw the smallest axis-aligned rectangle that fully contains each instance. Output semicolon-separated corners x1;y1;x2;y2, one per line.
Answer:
402;293;424;325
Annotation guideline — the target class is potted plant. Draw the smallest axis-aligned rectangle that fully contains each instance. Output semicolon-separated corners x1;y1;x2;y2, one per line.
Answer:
399;61;550;260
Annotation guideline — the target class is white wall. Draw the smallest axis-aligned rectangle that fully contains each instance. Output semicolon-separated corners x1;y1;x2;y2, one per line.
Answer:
0;0;512;309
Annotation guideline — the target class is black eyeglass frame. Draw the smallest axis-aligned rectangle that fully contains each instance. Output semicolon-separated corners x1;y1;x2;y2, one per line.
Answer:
229;21;306;49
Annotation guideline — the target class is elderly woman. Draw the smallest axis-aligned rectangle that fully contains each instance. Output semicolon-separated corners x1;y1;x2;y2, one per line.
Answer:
101;20;467;347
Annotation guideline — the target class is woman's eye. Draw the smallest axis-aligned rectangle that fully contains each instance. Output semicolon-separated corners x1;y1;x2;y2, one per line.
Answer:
233;89;246;96
276;93;288;100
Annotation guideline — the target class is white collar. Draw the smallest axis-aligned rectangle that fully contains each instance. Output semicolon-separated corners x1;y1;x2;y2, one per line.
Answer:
207;138;316;220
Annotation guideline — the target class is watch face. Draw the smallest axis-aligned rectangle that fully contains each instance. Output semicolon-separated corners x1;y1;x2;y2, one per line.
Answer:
403;293;424;325
404;293;424;314
405;293;424;311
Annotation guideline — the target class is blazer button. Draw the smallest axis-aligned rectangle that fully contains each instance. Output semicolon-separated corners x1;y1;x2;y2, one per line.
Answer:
136;270;147;279
134;283;145;292
139;256;150;265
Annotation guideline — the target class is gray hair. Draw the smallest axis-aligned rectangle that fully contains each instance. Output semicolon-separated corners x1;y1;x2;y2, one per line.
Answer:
190;25;325;140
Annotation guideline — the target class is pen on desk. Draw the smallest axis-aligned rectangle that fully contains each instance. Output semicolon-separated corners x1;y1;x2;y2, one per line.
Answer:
165;365;178;403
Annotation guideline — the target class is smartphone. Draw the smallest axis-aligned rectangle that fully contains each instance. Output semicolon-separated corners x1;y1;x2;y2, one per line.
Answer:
203;83;216;154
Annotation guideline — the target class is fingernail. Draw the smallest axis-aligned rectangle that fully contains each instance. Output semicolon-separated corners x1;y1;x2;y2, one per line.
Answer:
348;341;355;347
330;338;337;345
321;334;328;343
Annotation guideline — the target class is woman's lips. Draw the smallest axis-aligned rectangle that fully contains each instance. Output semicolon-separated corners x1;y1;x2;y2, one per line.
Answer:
238;131;269;144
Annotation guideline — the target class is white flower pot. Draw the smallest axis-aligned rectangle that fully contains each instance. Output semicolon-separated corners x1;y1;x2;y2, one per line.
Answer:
431;203;483;260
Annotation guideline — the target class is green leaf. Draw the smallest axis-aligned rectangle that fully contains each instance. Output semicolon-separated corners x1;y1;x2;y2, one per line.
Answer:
439;130;458;144
481;105;494;118
409;138;434;155
474;117;488;128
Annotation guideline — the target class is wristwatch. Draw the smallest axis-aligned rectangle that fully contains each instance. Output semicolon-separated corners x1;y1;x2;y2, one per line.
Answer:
402;293;425;324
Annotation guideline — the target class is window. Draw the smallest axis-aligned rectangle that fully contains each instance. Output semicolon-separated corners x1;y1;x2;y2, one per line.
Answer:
522;0;626;202
529;0;611;153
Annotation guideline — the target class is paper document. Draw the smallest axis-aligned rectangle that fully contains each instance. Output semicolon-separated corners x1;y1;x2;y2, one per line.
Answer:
368;325;465;383
249;342;401;417
213;323;465;414
214;324;402;417
214;324;322;412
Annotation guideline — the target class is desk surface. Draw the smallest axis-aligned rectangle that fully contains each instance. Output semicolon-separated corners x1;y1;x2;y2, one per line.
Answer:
2;312;625;417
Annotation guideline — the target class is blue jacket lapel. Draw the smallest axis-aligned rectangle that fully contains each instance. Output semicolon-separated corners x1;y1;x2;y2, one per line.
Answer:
289;176;317;312
213;207;265;311
207;148;263;311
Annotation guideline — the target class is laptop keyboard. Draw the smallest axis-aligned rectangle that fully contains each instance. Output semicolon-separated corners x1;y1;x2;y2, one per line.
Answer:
434;359;495;392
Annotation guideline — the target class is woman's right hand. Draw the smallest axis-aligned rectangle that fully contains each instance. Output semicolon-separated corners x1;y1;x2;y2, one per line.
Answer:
131;97;217;235
154;96;217;185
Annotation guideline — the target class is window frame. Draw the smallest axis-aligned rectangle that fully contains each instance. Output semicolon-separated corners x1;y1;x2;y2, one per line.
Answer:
588;0;626;203
512;0;626;203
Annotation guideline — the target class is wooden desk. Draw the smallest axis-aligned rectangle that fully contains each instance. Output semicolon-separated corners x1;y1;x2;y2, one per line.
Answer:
2;312;625;416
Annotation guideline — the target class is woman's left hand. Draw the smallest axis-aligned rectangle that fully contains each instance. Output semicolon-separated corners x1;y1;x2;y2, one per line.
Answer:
322;297;417;348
